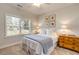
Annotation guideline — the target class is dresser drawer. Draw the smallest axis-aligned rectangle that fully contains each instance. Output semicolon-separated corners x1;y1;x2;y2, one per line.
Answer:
63;44;74;50
59;39;64;43
74;39;79;43
59;42;64;47
59;37;74;41
74;42;79;46
59;42;74;49
59;39;74;45
63;40;74;45
59;37;64;41
66;38;74;42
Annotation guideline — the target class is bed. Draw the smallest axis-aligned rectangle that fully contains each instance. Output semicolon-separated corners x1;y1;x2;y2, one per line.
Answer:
23;34;58;55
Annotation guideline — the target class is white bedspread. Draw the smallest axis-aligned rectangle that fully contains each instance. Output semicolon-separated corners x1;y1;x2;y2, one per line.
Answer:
25;34;53;54
24;34;58;55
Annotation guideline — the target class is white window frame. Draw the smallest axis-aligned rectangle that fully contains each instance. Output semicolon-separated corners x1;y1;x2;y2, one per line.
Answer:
5;15;32;37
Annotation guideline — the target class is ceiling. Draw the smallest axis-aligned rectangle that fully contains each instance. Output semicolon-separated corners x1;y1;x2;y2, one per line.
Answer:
9;3;77;15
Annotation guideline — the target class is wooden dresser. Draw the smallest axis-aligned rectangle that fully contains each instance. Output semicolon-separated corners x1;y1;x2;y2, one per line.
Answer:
58;35;79;52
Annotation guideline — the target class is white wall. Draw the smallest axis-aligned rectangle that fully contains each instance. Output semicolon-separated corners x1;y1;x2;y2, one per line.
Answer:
39;5;79;35
0;4;38;47
39;14;56;35
55;5;79;35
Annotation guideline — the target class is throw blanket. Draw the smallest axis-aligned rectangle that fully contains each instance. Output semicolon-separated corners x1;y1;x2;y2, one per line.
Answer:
25;34;53;54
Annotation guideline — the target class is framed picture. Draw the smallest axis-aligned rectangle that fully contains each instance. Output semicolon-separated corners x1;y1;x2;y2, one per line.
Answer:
44;14;56;29
49;15;56;27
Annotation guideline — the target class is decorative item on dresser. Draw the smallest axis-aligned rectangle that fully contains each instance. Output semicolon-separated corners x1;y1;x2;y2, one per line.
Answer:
58;34;79;52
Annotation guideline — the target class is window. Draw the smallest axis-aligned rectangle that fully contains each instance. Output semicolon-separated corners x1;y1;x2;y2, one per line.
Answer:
21;20;32;34
6;16;32;36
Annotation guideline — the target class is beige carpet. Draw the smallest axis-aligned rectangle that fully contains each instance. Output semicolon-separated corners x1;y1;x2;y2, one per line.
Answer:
0;44;79;55
0;44;27;55
50;47;79;55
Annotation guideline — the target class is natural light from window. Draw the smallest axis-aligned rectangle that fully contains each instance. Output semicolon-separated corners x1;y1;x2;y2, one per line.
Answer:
6;16;32;36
